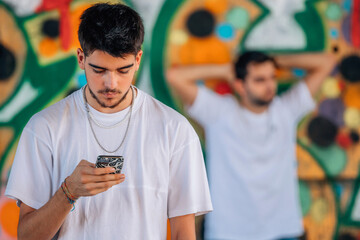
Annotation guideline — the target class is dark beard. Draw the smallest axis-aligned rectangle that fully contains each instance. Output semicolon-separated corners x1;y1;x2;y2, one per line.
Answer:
88;85;131;109
247;92;273;107
251;97;272;107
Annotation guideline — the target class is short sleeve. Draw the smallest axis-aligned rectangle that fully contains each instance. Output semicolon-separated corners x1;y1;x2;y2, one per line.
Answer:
167;128;213;218
187;86;229;127
278;81;316;122
5;126;53;209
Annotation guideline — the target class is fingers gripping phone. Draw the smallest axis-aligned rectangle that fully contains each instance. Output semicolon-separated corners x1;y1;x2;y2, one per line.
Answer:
95;155;124;174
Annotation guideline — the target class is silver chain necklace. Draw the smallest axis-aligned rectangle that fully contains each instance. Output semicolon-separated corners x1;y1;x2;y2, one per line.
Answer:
88;109;130;129
83;85;134;153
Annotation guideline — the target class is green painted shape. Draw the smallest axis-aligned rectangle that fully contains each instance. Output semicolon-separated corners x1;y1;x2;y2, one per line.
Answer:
293;0;325;52
123;0;134;8
150;0;210;164
226;7;249;30
308;144;347;177
0;3;77;174
240;0;269;52
325;3;342;21
342;177;360;227
240;0;325;53
277;81;294;95
299;180;312;216
150;0;186;110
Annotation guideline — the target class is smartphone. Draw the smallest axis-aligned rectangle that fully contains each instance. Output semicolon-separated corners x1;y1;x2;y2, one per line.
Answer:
95;155;124;174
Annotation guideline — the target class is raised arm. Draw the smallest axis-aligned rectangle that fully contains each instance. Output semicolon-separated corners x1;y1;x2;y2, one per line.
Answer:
166;64;233;106
275;53;337;97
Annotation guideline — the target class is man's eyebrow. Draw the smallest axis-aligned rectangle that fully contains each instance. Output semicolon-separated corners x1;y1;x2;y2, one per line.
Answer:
117;63;134;70
88;63;106;70
88;63;134;70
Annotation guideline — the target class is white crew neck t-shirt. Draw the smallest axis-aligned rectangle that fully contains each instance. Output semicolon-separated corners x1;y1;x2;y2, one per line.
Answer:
187;82;315;240
6;86;213;240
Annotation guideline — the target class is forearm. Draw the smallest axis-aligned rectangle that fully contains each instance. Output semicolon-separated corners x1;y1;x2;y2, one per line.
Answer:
275;53;335;71
18;188;73;240
18;160;123;240
170;214;196;240
167;64;232;86
171;230;196;240
166;64;233;105
275;53;336;96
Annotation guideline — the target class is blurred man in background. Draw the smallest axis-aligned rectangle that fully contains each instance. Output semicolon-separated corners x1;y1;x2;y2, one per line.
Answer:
167;51;336;240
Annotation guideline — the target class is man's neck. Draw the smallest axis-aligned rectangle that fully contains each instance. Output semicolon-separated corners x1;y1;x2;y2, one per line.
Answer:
239;99;269;114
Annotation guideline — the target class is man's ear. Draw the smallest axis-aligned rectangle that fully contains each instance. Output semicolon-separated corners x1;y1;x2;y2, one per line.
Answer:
232;79;245;96
77;48;85;70
135;50;143;71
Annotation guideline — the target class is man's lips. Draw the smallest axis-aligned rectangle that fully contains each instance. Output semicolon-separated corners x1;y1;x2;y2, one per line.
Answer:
102;92;117;98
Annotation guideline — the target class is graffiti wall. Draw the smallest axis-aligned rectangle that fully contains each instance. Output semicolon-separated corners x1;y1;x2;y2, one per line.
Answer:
1;0;360;239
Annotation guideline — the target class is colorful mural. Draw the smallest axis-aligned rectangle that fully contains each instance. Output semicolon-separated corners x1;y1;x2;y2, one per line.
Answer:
1;0;360;239
152;0;360;239
0;0;129;238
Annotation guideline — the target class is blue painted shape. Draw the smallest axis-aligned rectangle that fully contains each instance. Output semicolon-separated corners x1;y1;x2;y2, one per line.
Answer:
334;183;344;197
77;73;87;87
216;23;235;41
292;68;307;78
343;0;352;13
330;28;339;39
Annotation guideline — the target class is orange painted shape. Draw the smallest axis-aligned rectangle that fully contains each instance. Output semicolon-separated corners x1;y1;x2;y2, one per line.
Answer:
204;0;228;14
205;79;223;89
39;38;59;57
70;4;92;49
179;36;230;65
343;83;360;109
297;144;326;180
0;200;19;237
167;219;171;239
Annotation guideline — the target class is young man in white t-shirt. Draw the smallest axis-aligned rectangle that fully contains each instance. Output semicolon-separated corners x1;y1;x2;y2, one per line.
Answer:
167;52;336;240
5;3;212;239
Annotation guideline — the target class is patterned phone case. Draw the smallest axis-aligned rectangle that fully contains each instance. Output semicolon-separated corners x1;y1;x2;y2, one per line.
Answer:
96;155;124;174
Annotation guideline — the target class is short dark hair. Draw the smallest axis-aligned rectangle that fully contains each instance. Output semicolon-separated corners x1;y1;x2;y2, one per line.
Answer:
78;3;144;57
234;51;276;80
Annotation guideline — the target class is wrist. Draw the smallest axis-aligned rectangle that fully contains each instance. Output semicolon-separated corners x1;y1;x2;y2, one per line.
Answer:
222;63;235;82
63;177;79;200
61;178;78;211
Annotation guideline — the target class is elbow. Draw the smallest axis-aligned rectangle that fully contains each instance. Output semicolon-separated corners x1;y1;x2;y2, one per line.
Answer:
17;222;41;240
17;223;34;240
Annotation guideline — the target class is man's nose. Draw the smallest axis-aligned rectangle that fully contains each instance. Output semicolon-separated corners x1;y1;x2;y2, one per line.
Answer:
104;72;118;89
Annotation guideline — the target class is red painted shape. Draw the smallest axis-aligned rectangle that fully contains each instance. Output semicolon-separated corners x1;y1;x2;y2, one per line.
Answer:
338;79;346;92
351;0;360;48
36;0;73;51
215;82;232;95
336;132;352;149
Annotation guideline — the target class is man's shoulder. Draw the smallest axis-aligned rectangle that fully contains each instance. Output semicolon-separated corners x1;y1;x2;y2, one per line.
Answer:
272;82;310;106
27;90;80;129
140;89;188;123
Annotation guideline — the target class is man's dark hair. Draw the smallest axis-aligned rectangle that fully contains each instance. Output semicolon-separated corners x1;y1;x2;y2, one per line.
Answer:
78;3;144;57
234;51;276;80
